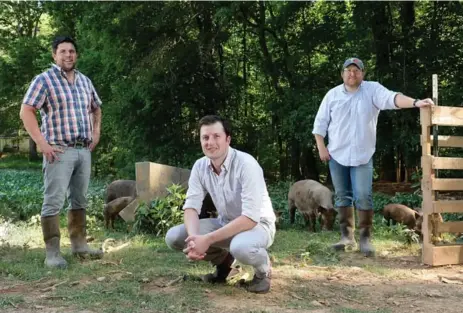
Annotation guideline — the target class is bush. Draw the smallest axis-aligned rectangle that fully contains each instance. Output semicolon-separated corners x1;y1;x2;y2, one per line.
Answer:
373;192;422;214
133;184;186;236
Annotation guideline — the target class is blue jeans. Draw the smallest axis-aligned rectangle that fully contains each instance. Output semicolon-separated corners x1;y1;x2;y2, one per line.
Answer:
328;158;373;211
42;146;92;217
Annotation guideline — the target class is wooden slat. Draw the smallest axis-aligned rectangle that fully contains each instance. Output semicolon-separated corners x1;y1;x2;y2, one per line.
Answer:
437;221;463;233
421;107;431;156
424;244;463;266
433;200;463;213
432;177;463;191
421;155;433;177
429;135;463;148
432;157;463;170
432;106;463;126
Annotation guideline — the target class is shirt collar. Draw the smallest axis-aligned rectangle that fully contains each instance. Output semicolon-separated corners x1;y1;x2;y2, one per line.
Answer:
52;63;78;78
207;147;235;173
342;80;364;94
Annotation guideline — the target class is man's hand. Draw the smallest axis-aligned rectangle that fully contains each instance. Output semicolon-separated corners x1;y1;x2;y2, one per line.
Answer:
415;98;435;108
89;131;100;152
40;143;64;163
184;234;212;259
318;146;331;162
182;240;206;261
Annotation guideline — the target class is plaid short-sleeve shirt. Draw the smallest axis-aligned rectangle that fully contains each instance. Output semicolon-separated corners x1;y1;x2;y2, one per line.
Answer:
22;64;102;146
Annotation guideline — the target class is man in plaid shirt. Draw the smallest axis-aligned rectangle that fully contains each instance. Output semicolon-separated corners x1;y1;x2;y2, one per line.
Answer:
20;36;103;268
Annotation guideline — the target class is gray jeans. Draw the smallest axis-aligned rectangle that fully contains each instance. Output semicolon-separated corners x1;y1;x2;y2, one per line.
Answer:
42;146;91;217
165;218;275;277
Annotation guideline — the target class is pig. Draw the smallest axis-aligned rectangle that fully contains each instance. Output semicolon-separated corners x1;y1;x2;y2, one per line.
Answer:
104;196;135;229
381;203;421;230
105;180;137;204
288;179;337;232
414;210;443;240
198;193;217;219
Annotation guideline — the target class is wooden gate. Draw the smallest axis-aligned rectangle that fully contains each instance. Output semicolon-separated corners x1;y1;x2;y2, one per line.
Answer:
420;74;463;266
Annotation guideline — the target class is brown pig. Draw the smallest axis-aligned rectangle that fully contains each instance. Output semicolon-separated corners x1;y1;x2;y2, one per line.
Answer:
288;179;337;232
105;180;137;204
382;203;422;230
104;196;134;229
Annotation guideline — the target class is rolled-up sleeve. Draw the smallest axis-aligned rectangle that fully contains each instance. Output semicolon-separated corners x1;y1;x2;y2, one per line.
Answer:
23;75;46;109
89;80;102;110
183;160;206;215
239;160;263;223
372;82;400;110
312;92;332;137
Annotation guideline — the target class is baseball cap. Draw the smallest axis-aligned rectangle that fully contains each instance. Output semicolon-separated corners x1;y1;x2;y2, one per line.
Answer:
343;57;364;70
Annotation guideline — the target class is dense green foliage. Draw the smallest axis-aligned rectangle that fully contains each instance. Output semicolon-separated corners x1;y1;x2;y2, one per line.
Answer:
2;1;463;183
133;184;186;236
0;167;108;224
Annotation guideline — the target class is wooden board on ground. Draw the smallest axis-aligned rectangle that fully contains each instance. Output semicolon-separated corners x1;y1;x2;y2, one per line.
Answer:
119;162;193;222
119;198;140;222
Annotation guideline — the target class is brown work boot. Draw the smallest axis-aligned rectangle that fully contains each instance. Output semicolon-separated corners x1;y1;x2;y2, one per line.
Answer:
332;206;356;251
41;215;68;269
246;270;271;294
68;209;103;259
202;252;234;284
358;210;375;257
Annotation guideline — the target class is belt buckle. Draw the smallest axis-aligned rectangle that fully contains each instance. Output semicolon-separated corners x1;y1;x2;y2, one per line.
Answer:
74;141;86;149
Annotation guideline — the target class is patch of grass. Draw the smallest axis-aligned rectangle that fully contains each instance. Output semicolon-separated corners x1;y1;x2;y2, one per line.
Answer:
335;308;392;313
0;295;24;309
0;153;42;170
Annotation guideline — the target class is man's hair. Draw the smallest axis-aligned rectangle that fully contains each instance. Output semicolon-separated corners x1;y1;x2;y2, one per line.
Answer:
52;36;77;54
198;115;231;137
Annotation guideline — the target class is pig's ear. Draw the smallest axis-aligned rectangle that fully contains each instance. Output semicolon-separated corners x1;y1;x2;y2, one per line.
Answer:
414;211;422;219
318;206;326;213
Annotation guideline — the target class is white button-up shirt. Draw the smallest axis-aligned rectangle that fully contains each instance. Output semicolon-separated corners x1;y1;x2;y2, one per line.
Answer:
183;147;276;226
312;81;399;167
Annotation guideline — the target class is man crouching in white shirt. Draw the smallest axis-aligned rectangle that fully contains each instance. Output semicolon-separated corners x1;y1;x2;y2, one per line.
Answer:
312;57;434;257
165;115;276;293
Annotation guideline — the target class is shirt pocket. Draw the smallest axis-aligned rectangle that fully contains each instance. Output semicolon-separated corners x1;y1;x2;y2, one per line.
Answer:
77;85;92;112
330;98;351;126
223;178;241;206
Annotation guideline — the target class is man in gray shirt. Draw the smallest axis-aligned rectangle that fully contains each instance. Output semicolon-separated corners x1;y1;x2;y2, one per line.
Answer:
312;57;433;257
165;115;276;294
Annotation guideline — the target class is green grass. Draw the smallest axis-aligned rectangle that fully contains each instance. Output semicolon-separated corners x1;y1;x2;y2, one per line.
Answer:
0;153;42;170
0;294;25;309
335;309;392;313
0;218;424;312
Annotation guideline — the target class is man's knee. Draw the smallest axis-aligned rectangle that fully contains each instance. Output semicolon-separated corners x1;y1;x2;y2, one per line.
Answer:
335;197;353;208
229;240;260;263
165;225;186;251
42;195;65;217
354;194;373;210
41;207;61;217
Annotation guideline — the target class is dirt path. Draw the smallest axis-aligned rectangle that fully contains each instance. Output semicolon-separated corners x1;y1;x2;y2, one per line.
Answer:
4;254;462;313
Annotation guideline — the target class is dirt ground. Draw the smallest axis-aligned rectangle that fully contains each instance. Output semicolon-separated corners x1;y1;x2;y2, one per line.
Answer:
2;253;463;313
